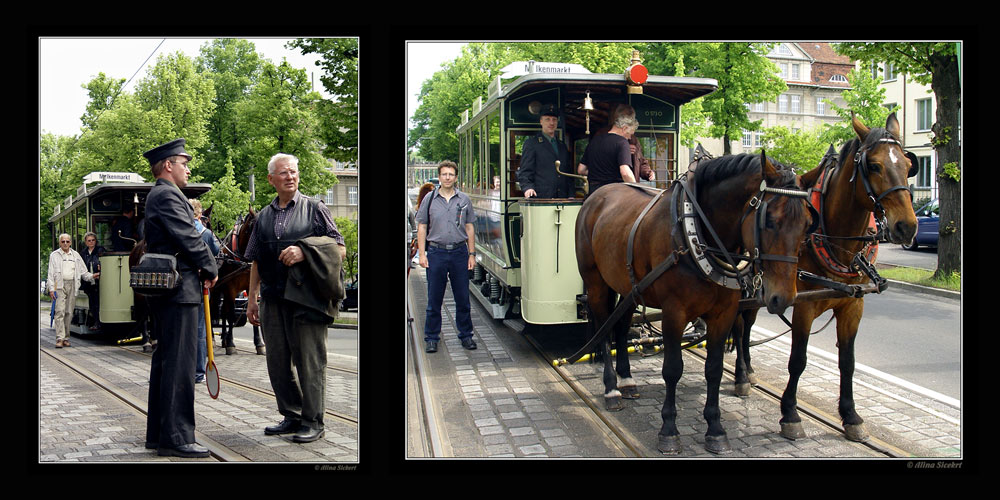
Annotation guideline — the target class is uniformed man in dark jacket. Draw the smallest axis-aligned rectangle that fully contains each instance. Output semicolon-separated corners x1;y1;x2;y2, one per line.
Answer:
141;138;219;458
517;105;574;198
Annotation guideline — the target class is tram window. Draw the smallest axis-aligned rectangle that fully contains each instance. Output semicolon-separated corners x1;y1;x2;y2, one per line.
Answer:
488;111;501;197
76;208;88;251
471;125;482;195
92;217;114;249
508;131;535;198
634;132;675;185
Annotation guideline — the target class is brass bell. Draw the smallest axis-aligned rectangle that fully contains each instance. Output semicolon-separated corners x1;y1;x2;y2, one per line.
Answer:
583;90;594;134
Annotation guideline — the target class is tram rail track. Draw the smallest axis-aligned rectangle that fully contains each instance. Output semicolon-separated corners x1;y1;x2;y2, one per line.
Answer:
117;343;358;427
40;346;241;461
520;320;903;458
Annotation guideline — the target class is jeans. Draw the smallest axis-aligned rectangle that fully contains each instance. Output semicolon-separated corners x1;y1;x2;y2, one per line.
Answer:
423;245;473;342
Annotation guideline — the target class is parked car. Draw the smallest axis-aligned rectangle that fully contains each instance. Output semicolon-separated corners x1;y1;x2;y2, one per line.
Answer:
902;198;938;250
340;275;358;311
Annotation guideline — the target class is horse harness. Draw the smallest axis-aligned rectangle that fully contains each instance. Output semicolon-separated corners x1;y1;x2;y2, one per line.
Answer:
801;139;914;293
563;174;811;364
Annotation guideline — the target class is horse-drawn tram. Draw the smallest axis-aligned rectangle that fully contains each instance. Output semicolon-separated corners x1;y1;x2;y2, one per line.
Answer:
455;53;718;327
47;172;212;339
410;53;947;459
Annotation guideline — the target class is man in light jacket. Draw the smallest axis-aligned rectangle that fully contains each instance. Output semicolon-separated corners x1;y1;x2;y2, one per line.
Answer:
47;233;99;347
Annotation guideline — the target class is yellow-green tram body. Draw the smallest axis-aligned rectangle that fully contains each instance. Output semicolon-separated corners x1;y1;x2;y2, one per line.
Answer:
47;174;211;337
455;60;717;326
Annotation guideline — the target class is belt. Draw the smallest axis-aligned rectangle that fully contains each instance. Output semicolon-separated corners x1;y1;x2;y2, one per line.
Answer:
427;241;466;250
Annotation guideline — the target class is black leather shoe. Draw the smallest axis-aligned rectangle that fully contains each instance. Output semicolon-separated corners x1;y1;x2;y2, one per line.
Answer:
145;442;157;449
461;337;477;350
425;340;438;353
264;418;302;435
292;426;325;443
158;443;210;458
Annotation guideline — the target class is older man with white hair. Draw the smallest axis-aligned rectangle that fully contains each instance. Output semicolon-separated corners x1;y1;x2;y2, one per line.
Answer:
245;152;346;444
47;234;99;347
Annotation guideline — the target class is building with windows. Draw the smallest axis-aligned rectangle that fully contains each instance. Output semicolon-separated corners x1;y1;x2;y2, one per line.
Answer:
320;160;358;222
871;61;938;204
691;42;853;158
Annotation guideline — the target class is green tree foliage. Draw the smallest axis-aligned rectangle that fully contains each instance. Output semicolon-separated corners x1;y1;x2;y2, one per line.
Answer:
334;216;358;280
198;158;253;237
40;133;79;278
73;52;216;181
819;69;897;146
287;38;359;165
195;39;264;184
233;60;336;206
834;42;961;278
409;43;640;162
691;43;787;155
756;126;827;174
43;38;352;257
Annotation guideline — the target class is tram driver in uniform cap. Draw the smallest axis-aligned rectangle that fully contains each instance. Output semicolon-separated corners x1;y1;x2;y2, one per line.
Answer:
140;138;219;458
518;104;574;198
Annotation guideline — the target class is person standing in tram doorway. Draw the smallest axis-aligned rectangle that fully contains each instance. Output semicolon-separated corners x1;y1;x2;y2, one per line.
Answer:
518;104;574;198
141;138;219;458
47;234;98;347
416;160;478;353
79;232;106;332
245;153;346;444
578;104;650;195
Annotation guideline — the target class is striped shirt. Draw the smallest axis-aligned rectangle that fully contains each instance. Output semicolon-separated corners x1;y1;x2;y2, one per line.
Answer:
244;191;344;262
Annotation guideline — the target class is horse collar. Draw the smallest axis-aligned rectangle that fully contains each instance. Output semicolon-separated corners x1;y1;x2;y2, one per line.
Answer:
808;166;879;278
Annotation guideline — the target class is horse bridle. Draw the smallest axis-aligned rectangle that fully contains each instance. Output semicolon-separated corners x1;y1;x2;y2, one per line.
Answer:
737;180;817;298
678;175;814;298
848;134;918;235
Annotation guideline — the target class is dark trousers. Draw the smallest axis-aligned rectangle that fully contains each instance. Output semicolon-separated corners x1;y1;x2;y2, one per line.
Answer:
83;284;100;327
423;245;473;342
145;300;198;448
260;298;328;428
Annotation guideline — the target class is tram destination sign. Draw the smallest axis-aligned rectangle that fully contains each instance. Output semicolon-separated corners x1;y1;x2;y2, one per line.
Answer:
83;171;146;184
500;61;592;79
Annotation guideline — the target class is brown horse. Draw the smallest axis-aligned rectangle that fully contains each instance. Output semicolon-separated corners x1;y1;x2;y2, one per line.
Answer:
576;151;814;454
211;206;258;354
729;113;918;443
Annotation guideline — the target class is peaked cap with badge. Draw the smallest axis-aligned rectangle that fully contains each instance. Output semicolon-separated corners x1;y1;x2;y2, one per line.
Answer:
143;138;193;165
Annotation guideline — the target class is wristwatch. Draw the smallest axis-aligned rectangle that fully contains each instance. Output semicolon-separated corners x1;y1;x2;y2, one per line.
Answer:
468;251;476;256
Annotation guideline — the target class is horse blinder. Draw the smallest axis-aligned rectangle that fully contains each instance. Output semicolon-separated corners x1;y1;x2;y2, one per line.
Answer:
904;150;919;178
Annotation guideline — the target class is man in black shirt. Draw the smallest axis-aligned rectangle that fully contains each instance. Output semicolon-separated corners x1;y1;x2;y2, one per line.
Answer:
578;104;645;195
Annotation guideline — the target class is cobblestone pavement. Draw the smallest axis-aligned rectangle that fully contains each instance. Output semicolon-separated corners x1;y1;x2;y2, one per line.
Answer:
37;309;359;463
407;267;962;459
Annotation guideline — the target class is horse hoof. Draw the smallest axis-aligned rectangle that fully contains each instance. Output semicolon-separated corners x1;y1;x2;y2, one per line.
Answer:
225;346;237;355
256;346;266;355
704;434;732;455
780;422;806;440
619;385;640;399
844;423;870;442
748;373;758;386
604;396;624;411
657;434;682;455
734;383;751;397
142;344;153;353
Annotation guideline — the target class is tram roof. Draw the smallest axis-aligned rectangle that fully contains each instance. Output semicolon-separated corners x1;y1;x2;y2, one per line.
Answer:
460;72;718;130
48;181;212;223
499;72;718;102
